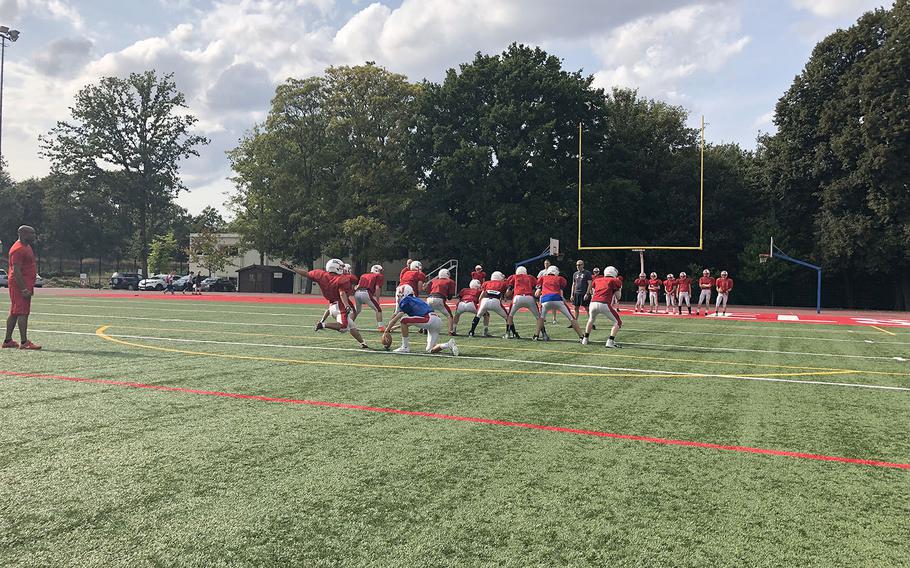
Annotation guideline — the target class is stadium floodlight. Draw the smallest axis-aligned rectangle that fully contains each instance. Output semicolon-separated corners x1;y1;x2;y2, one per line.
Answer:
1;25;21;163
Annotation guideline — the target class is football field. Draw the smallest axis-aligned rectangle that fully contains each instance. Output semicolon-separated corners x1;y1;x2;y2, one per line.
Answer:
1;293;908;567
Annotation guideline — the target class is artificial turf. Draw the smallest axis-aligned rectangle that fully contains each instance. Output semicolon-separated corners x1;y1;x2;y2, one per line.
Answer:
1;294;908;567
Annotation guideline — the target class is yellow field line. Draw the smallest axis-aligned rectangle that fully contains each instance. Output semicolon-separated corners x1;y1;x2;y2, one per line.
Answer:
95;326;859;380
871;325;897;337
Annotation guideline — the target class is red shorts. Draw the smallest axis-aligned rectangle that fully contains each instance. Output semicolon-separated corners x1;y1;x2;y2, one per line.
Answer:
9;286;33;316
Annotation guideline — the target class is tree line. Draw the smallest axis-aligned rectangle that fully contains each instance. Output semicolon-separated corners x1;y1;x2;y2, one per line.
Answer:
1;1;907;308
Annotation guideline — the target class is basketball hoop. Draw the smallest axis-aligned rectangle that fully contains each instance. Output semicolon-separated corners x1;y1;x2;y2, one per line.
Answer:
758;253;770;264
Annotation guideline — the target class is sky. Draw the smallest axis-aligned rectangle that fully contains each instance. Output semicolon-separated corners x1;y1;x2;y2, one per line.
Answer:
0;0;892;216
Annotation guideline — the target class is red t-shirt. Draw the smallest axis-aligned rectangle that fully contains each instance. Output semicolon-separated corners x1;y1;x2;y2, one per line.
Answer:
357;273;384;293
634;277;648;290
309;269;340;303
664;280;677;293
539;275;567;296
399;269;426;295
699;276;715;289
676;277;691;294
648;278;662;292
471;270;486;282
427;278;456;298
458;288;481;306
482;280;508;298
591;277;622;303
8;241;37;288
716;277;734;293
507;274;538;296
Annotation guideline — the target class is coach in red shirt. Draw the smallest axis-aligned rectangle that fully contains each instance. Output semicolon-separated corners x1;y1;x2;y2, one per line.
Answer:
4;225;41;350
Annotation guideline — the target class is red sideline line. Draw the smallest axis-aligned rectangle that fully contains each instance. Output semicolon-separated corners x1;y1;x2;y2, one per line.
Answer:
2;369;908;470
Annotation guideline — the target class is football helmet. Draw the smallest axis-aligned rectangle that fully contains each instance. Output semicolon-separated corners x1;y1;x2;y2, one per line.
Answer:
469;279;481;289
371;264;383;274
439;269;451;279
604;266;618;278
396;284;415;297
325;258;344;274
515;266;528;275
491;271;505;281
409;260;422;271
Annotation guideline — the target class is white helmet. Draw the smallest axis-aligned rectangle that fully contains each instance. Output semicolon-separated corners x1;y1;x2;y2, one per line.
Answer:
325;258;344;274
667;274;675;279
409;260;422;271
491;271;505;281
396;284;414;297
703;269;710;275
721;270;728;277
639;272;646;278
515;266;528;276
679;271;687;277
475;264;482;271
604;266;618;278
469;279;481;289
371;264;383;274
343;263;352;274
546;265;560;276
438;268;450;279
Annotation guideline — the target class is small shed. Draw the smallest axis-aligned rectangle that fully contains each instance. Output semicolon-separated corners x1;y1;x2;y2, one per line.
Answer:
237;264;295;294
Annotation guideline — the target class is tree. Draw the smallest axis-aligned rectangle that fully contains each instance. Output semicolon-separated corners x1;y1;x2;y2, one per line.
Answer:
39;70;209;276
147;232;179;274
189;226;229;276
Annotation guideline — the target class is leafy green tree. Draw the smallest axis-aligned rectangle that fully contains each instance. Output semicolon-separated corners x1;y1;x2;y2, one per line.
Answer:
39;70;209;276
147;232;179;274
189;226;229;276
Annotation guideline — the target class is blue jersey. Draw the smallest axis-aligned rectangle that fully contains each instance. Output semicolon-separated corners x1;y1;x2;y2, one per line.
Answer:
398;295;433;317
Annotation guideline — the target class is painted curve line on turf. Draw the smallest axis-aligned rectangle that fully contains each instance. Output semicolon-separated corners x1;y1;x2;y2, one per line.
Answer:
89;326;910;392
1;369;907;471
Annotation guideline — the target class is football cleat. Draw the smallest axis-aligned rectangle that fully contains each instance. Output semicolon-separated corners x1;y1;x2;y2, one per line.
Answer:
19;341;41;350
581;337;588;345
314;322;324;332
449;341;459;356
2;339;20;349
393;346;410;354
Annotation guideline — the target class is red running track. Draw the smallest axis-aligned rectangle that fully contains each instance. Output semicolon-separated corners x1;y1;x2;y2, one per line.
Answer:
1;370;907;470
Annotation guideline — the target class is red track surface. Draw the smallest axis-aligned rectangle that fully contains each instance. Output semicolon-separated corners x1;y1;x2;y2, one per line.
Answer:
43;288;910;328
2;369;907;470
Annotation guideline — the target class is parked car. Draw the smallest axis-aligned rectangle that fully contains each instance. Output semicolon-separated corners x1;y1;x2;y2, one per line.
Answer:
110;272;141;290
173;275;193;291
138;274;169;291
201;276;236;292
1;270;43;288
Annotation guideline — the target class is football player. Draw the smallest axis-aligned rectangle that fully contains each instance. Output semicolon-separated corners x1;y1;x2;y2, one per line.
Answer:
452;279;486;335
676;271;692;315
469;271;509;337
426;268;457;333
505;266;538;339
281;259;368;348
696;269;714;316
383;285;459;355
354;264;385;331
715;270;734;315
582;266;623;348
634;272;648;312
397;259;427;311
647;272;661;313
471;264;486;282
537;259;558;324
663;274;677;314
534;265;584;341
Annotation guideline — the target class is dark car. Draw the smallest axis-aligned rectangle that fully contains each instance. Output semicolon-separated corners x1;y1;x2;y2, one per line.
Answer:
201;277;235;292
110;272;141;290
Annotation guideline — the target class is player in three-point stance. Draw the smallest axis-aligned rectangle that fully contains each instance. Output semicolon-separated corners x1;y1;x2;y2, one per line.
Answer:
281;258;369;349
647;272;661;313
534;265;584;341
581;266;623;348
452;279;485;335
634;272;648;312
696;269;714;316
663;274;677;314
354;264;385;331
397;259;427;311
505;266;538;339
676;271;692;315
383;284;459;355
715;271;734;315
426;268;457;334
469;271;509;337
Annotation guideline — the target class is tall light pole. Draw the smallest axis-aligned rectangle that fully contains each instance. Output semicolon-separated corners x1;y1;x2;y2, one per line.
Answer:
0;25;21;164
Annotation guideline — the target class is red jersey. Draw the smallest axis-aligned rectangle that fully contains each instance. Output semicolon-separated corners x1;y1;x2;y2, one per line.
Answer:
699;276;715;289
663;279;677;293
648;278;661;292
676;277;691;294
8;241;37;288
357;272;384;293
482;280;508;298
634;277;648;290
308;269;341;303
716;277;734;293
427;278;456;298
458;288;481;306
399;268;427;295
591;276;622;303
507;274;538;296
539;275;567;296
346;274;358;287
471;270;486;282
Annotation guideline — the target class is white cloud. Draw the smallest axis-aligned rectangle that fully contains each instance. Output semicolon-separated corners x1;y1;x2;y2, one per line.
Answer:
590;4;750;101
752;110;774;128
0;0;84;28
791;0;888;18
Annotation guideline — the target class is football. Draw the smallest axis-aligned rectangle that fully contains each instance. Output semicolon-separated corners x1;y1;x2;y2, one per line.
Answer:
381;333;393;350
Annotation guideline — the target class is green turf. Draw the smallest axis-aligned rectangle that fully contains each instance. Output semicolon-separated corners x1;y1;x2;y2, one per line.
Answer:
1;295;908;567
